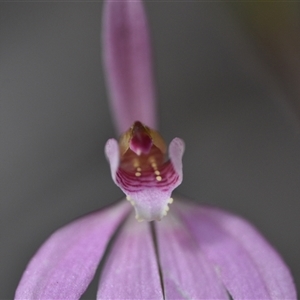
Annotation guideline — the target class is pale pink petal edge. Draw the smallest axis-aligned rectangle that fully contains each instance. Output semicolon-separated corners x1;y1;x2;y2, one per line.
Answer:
175;200;297;300
97;214;163;299
15;201;130;300
155;212;228;299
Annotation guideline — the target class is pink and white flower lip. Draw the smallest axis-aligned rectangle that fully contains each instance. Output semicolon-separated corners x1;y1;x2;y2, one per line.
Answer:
105;120;184;222
15;0;297;299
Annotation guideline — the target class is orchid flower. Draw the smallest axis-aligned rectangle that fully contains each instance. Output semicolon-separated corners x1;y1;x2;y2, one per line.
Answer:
15;0;296;299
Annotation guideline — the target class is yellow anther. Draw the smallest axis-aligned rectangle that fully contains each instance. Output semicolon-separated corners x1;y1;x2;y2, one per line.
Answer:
133;159;139;168
137;167;142;172
151;162;157;169
168;198;174;204
135;172;141;177
149;156;155;163
156;175;162;181
154;170;160;175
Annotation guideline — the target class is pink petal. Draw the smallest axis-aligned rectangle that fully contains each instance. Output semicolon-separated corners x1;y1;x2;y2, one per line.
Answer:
176;200;297;299
155;212;228;299
105;138;185;221
97;214;163;299
15;201;130;300
102;0;157;134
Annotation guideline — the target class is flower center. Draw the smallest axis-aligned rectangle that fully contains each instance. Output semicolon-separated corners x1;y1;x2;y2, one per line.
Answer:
129;121;153;155
105;121;184;221
118;121;167;179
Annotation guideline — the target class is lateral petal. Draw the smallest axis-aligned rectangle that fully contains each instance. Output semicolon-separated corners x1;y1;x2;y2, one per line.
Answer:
15;201;130;300
97;214;163;299
103;0;157;134
155;212;228;299
176;201;297;300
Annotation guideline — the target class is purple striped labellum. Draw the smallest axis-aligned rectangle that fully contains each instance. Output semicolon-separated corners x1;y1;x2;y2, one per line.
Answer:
105;120;184;222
